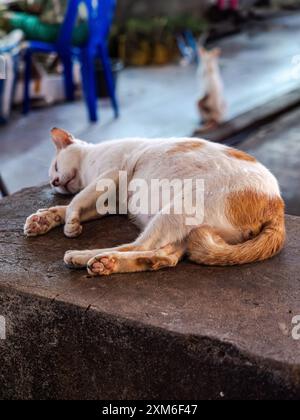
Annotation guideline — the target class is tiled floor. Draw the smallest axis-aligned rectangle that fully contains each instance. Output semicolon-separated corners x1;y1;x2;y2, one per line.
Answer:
1;13;300;204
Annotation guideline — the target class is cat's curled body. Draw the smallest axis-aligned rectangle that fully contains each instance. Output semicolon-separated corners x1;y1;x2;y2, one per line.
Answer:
24;128;286;276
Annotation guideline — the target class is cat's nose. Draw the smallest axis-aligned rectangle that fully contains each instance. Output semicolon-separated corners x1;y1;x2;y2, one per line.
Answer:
52;178;60;187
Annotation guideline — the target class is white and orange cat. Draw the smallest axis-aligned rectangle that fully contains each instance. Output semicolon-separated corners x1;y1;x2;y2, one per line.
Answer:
198;47;227;130
24;128;285;276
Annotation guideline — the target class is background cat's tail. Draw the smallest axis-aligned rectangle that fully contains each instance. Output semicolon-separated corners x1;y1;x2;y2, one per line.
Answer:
187;206;286;266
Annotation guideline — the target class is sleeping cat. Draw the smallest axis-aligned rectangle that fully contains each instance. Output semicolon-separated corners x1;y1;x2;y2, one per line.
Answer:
198;47;227;130
24;128;285;276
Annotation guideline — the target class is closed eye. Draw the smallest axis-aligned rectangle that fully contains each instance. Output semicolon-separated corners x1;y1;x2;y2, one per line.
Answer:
55;161;58;172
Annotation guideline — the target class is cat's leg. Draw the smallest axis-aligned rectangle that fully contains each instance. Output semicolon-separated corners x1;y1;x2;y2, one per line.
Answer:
87;242;185;276
134;211;194;250
64;243;142;268
64;203;99;238
24;206;67;237
86;210;193;275
24;170;119;237
24;203;103;237
66;191;200;271
65;212;191;269
67;208;192;266
64;170;120;238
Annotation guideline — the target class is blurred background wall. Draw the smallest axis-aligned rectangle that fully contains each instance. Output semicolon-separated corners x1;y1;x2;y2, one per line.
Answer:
115;0;260;21
115;0;207;20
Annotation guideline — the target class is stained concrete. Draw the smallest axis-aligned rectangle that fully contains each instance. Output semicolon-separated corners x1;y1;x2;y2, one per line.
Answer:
1;14;300;194
0;185;300;399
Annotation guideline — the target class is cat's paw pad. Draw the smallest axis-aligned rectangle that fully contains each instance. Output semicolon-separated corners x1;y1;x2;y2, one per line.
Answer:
64;219;82;238
64;250;91;268
87;255;118;276
24;209;61;237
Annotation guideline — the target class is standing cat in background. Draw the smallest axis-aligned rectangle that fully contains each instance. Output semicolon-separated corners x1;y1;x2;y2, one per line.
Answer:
24;128;285;277
197;47;227;130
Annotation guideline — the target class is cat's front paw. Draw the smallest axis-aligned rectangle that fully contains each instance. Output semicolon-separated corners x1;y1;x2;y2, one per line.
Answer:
24;209;62;237
87;254;118;276
64;219;83;238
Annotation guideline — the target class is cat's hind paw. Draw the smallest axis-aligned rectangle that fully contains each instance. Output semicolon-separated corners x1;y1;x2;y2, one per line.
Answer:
64;250;94;268
87;254;118;276
24;209;62;237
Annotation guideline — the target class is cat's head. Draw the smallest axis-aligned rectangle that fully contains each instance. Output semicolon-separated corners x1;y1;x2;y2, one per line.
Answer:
49;128;86;195
199;46;221;71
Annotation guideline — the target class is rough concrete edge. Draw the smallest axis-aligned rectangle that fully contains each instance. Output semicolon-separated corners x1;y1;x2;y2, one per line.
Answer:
1;281;300;395
236;104;300;150
1;186;300;376
1;187;300;394
0;183;50;204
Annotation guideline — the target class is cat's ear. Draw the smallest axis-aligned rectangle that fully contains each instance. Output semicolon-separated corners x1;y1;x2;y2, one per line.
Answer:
211;48;221;58
51;128;75;151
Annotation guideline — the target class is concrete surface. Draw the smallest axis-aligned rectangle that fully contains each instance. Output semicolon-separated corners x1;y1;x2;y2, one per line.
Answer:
0;185;300;399
241;106;300;216
1;13;300;193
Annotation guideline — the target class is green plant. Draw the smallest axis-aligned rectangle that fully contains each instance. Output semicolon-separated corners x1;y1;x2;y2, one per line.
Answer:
110;14;210;66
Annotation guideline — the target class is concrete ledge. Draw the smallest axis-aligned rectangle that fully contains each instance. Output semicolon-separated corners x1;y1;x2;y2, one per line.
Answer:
193;89;300;144
0;186;300;399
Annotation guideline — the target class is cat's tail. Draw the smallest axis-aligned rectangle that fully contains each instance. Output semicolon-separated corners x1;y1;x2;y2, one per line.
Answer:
187;198;286;266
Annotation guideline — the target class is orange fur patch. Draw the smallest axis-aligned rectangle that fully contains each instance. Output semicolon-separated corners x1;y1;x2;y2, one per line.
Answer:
227;148;256;163
168;140;204;155
137;255;179;271
226;191;285;261
187;190;285;266
226;190;284;231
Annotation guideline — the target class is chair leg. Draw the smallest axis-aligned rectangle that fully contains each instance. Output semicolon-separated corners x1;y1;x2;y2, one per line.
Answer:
99;44;119;119
23;49;31;115
80;53;98;122
62;56;75;102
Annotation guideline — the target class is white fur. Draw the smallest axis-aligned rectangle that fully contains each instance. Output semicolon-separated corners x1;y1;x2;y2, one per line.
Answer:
50;137;280;233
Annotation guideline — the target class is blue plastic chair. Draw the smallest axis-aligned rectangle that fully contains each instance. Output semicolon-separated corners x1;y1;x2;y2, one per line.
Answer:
23;0;119;122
